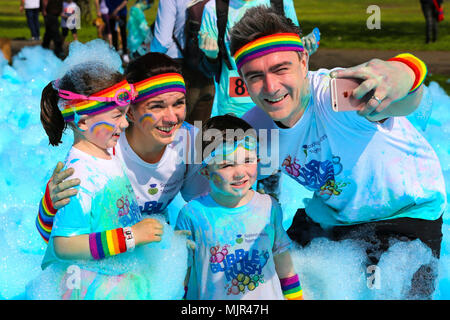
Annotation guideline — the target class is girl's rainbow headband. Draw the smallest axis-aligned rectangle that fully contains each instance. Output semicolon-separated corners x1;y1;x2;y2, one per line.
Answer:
233;33;304;70
132;73;186;103
58;79;135;122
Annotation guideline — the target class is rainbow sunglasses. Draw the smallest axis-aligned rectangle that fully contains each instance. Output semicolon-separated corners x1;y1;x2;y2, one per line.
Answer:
233;32;304;70
202;135;258;167
58;79;136;122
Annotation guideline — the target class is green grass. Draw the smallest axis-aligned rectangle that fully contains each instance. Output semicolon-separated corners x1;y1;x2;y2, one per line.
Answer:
1;0;449;50
294;0;450;51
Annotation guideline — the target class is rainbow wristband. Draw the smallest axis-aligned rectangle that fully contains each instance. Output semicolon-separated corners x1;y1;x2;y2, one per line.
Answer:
89;228;127;260
387;53;427;94
280;274;303;300
36;180;57;243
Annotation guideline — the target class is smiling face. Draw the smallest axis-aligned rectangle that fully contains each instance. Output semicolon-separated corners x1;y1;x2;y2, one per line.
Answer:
202;145;258;207
78;105;129;151
240;50;310;127
127;91;186;149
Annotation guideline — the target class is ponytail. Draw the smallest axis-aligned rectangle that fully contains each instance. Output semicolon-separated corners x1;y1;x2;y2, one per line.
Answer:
40;82;66;146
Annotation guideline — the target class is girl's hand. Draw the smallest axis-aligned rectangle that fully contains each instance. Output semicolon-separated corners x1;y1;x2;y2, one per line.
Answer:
131;218;164;245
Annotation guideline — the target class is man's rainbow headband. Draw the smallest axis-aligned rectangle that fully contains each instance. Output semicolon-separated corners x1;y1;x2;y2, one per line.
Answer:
233;33;304;70
56;73;186;122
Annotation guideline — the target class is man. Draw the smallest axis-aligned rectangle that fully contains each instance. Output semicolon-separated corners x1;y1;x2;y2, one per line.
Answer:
232;6;446;298
198;0;319;118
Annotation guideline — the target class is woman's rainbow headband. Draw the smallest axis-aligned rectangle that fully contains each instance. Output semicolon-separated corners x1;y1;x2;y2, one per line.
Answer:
59;79;134;122
233;33;304;70
132;73;186;103
57;73;186;122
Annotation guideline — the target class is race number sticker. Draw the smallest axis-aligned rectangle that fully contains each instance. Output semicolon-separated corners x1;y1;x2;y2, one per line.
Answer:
229;77;250;98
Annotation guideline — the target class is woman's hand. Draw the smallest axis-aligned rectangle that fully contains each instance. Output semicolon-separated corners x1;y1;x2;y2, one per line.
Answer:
48;161;80;210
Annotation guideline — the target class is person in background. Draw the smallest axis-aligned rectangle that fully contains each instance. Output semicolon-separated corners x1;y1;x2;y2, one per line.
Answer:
61;0;80;45
106;0;130;63
127;0;154;59
94;0;113;47
150;0;215;125
42;0;64;58
419;0;444;43
20;0;41;41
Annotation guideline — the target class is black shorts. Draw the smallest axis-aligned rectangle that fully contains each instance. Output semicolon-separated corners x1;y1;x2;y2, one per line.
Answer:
287;208;443;260
287;209;444;298
62;27;77;37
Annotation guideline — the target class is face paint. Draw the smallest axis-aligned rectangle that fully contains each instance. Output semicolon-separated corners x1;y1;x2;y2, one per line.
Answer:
90;121;116;136
210;172;225;186
138;113;157;127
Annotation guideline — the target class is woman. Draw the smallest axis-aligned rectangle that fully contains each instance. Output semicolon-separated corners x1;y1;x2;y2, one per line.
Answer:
37;52;209;242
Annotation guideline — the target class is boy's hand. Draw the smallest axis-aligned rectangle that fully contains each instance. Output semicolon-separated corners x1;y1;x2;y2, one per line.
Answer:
175;230;196;250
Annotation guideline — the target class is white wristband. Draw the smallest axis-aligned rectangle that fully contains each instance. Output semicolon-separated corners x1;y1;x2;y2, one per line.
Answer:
123;227;135;252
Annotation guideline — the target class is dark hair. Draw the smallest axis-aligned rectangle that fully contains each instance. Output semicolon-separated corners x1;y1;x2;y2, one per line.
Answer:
125;52;182;84
198;114;257;161
229;5;302;56
40;62;124;146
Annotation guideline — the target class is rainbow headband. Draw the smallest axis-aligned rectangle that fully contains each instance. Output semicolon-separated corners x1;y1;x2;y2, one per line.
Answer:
59;79;134;122
233;33;304;70
132;73;186;103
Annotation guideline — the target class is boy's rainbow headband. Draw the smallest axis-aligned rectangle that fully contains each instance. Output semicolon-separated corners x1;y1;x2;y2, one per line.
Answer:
202;135;258;167
58;79;135;122
132;73;186;103
233;33;304;70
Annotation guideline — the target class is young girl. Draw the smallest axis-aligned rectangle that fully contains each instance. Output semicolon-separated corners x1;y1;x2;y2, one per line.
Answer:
38;60;167;299
175;115;304;300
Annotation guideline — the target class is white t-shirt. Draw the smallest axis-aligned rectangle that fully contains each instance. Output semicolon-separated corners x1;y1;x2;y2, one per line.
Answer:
114;122;209;222
42;147;142;269
99;0;109;15
243;69;447;226
200;0;299;117
24;0;40;9
176;191;291;300
61;2;80;29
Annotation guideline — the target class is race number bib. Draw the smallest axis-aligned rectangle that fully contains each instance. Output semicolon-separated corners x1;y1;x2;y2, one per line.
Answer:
229;77;250;98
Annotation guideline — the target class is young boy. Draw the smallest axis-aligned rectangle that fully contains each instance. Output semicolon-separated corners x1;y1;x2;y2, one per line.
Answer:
175;115;304;300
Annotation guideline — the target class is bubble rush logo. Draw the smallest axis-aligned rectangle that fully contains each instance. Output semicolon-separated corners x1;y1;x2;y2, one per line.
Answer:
209;245;270;296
